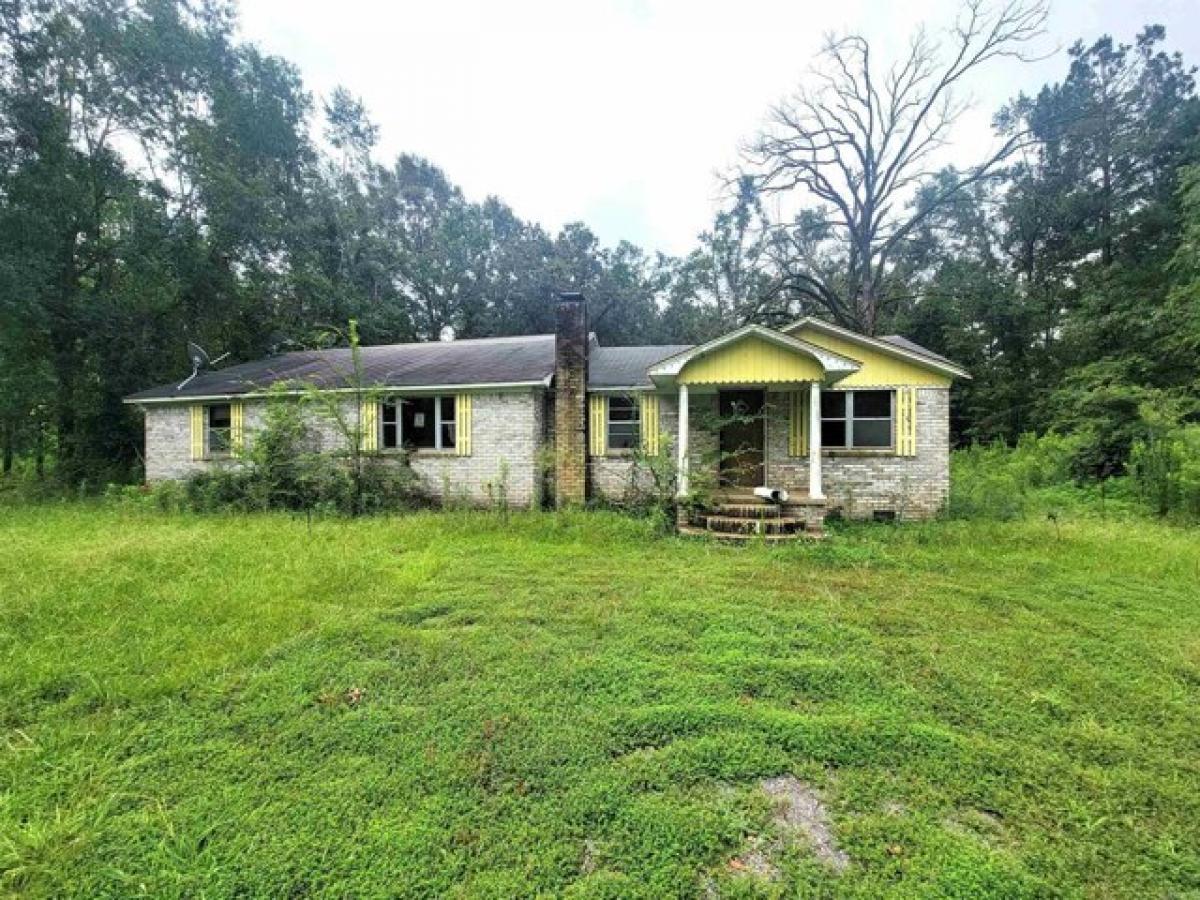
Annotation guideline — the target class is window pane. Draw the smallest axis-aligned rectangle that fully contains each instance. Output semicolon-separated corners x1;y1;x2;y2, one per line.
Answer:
853;419;892;448
207;404;231;456
821;420;846;447
208;428;231;454
853;390;892;418
441;423;456;449
608;396;638;422
381;401;398;448
208;404;231;428
401;396;436;448
439;396;456;423
606;395;640;450
608;421;640;450
820;392;846;418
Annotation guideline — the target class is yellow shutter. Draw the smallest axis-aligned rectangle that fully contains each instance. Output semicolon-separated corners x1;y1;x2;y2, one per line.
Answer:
230;401;245;455
788;390;809;457
360;399;378;453
190;405;205;461
895;387;918;456
455;394;472;456
588;395;607;457
640;393;660;455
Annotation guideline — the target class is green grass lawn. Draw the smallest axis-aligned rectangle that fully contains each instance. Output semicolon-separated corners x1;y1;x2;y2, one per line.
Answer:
1;504;1198;898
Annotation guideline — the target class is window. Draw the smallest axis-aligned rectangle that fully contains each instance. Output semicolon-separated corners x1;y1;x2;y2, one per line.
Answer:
381;401;399;449
207;403;232;456
820;392;847;448
820;390;893;449
439;396;456;450
380;396;457;450
607;395;640;450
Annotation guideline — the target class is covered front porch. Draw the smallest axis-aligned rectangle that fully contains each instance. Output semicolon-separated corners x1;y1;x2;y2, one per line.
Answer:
645;326;861;539
670;385;833;540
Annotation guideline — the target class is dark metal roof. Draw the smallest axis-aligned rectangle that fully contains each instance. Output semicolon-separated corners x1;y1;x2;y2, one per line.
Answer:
589;345;693;388
126;334;558;401
126;329;959;404
878;335;959;368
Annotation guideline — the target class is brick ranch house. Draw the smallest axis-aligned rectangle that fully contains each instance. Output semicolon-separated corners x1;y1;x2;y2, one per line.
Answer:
126;294;967;534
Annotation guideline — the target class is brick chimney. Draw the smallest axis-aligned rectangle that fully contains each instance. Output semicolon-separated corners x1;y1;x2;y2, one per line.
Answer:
554;292;589;507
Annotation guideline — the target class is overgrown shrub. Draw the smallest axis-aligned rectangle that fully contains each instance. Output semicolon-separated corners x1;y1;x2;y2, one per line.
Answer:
618;402;752;526
119;393;426;517
949;432;1083;520
185;467;257;512
1130;414;1200;521
623;438;680;516
242;394;312;510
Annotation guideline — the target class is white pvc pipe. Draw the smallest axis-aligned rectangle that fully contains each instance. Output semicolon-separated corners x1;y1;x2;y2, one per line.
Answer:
753;486;789;503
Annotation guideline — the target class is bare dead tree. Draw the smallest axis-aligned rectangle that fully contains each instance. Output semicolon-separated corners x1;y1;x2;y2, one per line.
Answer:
745;0;1049;334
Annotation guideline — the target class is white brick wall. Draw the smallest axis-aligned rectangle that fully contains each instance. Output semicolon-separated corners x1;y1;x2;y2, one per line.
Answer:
589;394;680;500
762;387;950;519
407;392;543;507
142;385;950;518
140;389;546;507
588;387;950;519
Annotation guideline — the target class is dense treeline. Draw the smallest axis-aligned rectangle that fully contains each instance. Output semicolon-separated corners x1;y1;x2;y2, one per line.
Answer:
1;0;1198;487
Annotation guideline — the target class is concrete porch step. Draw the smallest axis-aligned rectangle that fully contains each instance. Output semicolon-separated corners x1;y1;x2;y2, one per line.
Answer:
712;503;788;518
697;514;807;535
678;524;825;543
681;488;830;543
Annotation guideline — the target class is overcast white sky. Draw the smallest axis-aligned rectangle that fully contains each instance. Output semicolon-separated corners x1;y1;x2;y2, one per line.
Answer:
238;0;1200;257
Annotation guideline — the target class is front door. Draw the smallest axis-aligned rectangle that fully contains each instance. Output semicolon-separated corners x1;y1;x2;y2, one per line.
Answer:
719;390;765;488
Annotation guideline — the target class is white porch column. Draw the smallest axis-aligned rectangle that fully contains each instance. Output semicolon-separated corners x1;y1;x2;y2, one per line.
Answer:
676;383;689;497
808;380;824;499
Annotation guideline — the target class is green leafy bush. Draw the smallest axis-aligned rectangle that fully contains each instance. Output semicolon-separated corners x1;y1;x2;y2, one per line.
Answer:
949;432;1083;520
1131;418;1200;521
118;394;427;517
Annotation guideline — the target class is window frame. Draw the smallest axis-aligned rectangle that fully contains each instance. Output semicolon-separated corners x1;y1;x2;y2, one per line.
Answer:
379;395;457;452
438;395;457;451
206;403;233;458
606;394;641;453
819;389;894;451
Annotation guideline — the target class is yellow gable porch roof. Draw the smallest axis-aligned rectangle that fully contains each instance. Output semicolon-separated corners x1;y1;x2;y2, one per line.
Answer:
679;335;824;384
648;324;860;387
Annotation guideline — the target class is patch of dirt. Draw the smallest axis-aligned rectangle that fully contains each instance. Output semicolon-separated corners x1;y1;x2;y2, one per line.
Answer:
943;807;1004;844
580;838;598;875
762;775;850;871
729;775;850;880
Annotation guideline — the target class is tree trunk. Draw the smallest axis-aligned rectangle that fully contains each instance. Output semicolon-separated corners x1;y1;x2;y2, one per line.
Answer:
49;235;81;483
2;422;13;476
34;426;45;480
857;284;879;336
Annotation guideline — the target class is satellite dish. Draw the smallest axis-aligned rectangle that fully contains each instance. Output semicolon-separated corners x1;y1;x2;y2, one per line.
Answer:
265;331;293;355
177;340;230;391
187;341;210;370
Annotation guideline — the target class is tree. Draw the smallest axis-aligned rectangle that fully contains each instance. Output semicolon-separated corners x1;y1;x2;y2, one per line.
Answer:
747;0;1048;334
667;176;779;338
0;0;317;481
999;27;1200;471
